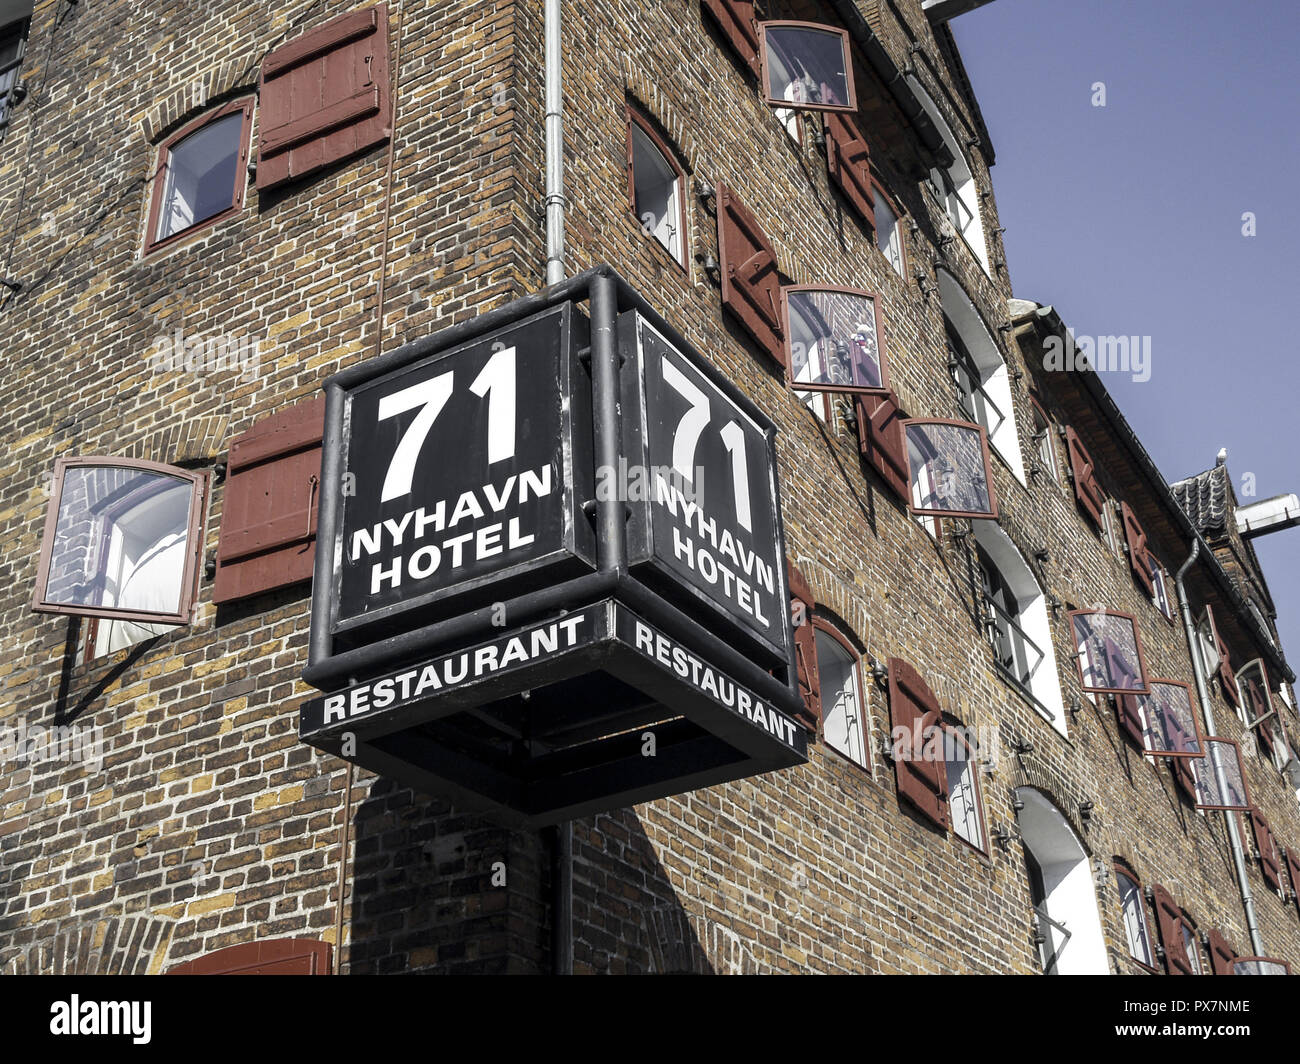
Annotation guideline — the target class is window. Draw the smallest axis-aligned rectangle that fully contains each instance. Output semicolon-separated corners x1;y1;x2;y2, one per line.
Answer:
1237;659;1291;771
758;22;855;113
1150;883;1198;975
31;458;208;653
1069;609;1151;696
1196;608;1220;675
0;7;30;138
782;286;889;395
1149;558;1173;621
1233;957;1292;976
1188;737;1251;811
1180;920;1203;975
874;184;905;277
1029;398;1056;483
944;723;985;851
973;524;1066;731
145;98;253;254
813;622;870;770
1114;864;1156;969
1128;679;1203;759
715;182;784;368
907;75;990;272
938;270;1025;482
904;419;998;520
625;108;687;267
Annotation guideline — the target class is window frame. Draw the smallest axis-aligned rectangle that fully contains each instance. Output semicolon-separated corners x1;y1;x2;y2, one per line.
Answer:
31;456;208;627
757;20;857;114
0;12;30;136
1148;555;1174;623
1232;956;1292;976
1028;396;1058;484
144;96;254;256
1113;861;1158;972
902;416;999;520
811;616;872;773
1068;607;1152;697
1190;736;1252;812
780;284;890;396
871;170;908;278
942;718;987;854
624;104;689;272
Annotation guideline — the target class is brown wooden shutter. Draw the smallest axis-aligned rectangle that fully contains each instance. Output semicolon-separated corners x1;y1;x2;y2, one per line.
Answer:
1286;846;1300;918
257;4;392;191
887;657;949;831
1214;622;1240;708
1116;693;1145;748
1150;883;1194;975
214;397;326;604
169;937;331;975
1249;806;1282;892
788;560;821;732
1207;929;1238;975
1173;750;1198;803
701;0;761;76
855;390;910;501
716;182;785;368
1120;501;1154;595
825;113;875;231
1064;427;1105;527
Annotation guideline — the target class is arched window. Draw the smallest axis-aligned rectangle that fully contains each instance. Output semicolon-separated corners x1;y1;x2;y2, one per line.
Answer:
146;97;254;254
813;620;871;771
938;269;1025;483
973;523;1066;732
625;107;687;267
1016;787;1109;975
907;75;989;272
1113;861;1156;970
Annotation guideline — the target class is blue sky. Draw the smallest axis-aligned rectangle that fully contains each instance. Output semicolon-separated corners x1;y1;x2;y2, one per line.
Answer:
953;0;1300;668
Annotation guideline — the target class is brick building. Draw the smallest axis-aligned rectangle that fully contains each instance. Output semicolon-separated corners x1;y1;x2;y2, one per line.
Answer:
1;0;1298;975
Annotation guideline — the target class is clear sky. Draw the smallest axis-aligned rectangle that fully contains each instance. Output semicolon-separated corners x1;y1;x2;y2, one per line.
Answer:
952;0;1300;669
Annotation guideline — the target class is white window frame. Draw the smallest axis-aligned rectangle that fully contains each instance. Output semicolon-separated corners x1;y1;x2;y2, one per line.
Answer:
1115;867;1155;969
944;725;986;851
813;620;871;772
626;109;686;267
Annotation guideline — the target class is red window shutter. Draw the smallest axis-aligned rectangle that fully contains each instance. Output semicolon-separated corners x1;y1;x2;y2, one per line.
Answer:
257;4;392;191
788;560;821;731
886;657;949;831
1150;883;1194;975
855;390;910;501
1064;427;1105;527
825;113;874;231
701;0;761;76
1116;693;1145;748
1249;806;1282;892
1207;929;1238;975
1215;631;1240;707
214;397;326;604
1120;501;1154;595
169;937;331;975
1173;751;1198;803
716;182;785;368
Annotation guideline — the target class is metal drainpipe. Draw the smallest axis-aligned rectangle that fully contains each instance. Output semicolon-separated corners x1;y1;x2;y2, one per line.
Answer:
544;0;566;286
545;0;571;970
1175;540;1265;955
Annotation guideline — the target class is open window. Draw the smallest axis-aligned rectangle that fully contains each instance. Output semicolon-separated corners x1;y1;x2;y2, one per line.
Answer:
1150;884;1199;975
32;458;207;648
0;5;31;138
1233;957;1292;975
1189;738;1251;812
145;98;253;254
625;106;687;268
782;286;889;395
973;523;1066;731
855;389;910;501
1113;861;1157;971
938;271;1024;482
825;113;874;230
1244;805;1283;892
944;720;986;851
814;620;871;771
874;177;906;278
1119;501;1154;597
1063;427;1106;529
788;560;821;733
904;419;998;520
1149;557;1174;621
1069;609;1150;696
1206;928;1240;976
1029;397;1057;483
758;22;855;113
1124;679;1203;759
1199;604;1241;709
1236;659;1288;768
887;657;948;831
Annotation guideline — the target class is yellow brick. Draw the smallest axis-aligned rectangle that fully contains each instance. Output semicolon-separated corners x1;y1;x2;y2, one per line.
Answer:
188;892;237;916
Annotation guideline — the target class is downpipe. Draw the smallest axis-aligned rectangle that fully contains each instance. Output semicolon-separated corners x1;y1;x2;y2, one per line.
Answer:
1175;540;1264;955
544;0;566;286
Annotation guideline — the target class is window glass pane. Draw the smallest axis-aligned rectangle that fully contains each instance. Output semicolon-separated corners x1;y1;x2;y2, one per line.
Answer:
814;629;867;768
1071;610;1146;694
786;289;884;391
44;465;193;616
945;738;982;848
1116;872;1153;965
905;420;995;517
156;111;244;241
874;192;904;276
1191;739;1251;810
1181;924;1202;974
1140;681;1201;757
762;25;852;110
1234;959;1288;975
630;123;681;261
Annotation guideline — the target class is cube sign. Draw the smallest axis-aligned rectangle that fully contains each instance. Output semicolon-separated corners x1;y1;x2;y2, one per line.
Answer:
329;304;594;638
620;312;789;663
